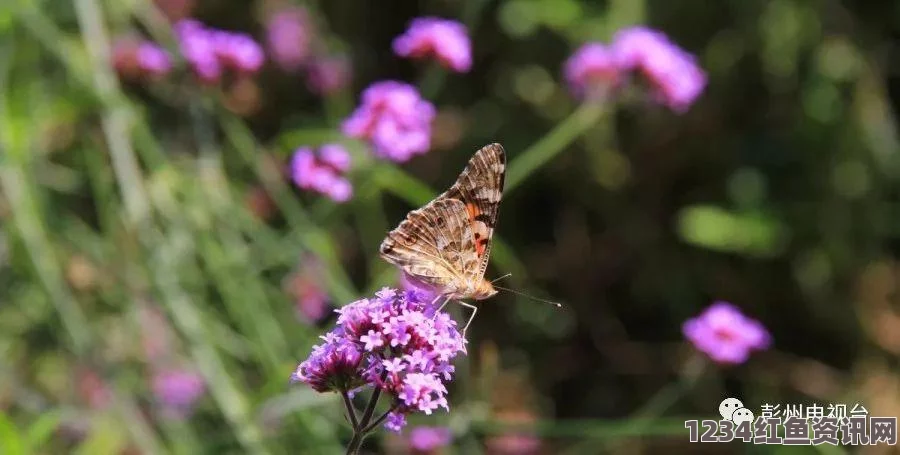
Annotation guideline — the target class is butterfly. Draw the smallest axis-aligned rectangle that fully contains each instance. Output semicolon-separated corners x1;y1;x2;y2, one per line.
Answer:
379;143;506;335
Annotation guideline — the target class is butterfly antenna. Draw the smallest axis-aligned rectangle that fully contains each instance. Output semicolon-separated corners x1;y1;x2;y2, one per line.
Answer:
491;273;513;284
493;285;562;308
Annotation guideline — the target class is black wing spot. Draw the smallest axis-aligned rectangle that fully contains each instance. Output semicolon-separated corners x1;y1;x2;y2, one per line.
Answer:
474;213;492;225
474;232;481;239
434;216;446;227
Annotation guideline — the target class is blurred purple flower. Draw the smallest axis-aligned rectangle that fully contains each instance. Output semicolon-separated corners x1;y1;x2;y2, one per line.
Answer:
174;19;265;82
284;255;332;323
611;26;707;112
319;144;352;172
409;426;453;452
305;55;352;95
485;433;541;455
175;20;222;82
112;39;172;80
214;31;265;73
266;7;312;72
292;287;466;432
563;42;620;99
152;369;205;418
393;17;472;73
682;301;771;364
342;81;436;162
136;42;173;75
290;145;353;202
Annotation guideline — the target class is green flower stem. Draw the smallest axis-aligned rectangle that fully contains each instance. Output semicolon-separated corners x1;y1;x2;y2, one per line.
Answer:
341;391;360;431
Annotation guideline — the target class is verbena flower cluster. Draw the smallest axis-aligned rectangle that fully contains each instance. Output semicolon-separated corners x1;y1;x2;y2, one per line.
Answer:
564;26;707;112
682;301;771;364
393;18;472;73
292;288;467;432
342;81;437;162
290;144;353;203
175;19;265;82
264;7;351;95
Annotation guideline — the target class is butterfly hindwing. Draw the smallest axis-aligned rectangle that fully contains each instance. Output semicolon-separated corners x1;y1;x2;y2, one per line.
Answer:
441;143;506;281
380;198;478;291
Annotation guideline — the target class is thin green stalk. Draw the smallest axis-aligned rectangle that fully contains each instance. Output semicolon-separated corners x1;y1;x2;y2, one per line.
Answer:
563;354;707;455
504;102;607;192
0;33;166;455
73;0;150;225
68;0;267;450
218;111;359;304
340;391;360;431
150;227;268;455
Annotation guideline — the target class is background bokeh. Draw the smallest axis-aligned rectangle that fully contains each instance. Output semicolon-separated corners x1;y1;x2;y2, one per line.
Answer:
1;0;899;453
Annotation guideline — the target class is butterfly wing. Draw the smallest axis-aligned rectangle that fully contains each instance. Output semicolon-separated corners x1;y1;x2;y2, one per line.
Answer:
380;198;479;293
440;143;506;281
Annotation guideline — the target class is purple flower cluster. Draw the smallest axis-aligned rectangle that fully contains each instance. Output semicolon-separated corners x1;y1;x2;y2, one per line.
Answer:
112;39;172;80
342;81;436;162
266;7;312;72
564;26;707;112
290;144;353;202
393;18;472;73
175;19;265;82
682;301;771;364
292;288;466;432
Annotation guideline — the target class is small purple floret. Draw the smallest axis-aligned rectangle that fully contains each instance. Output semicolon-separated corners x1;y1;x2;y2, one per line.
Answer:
682;301;771;365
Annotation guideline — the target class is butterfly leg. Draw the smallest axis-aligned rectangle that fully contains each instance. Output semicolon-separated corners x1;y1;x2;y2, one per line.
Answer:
434;297;451;315
457;301;478;337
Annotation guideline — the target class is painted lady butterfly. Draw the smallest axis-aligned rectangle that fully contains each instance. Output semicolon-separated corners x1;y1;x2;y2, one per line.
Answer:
380;143;506;335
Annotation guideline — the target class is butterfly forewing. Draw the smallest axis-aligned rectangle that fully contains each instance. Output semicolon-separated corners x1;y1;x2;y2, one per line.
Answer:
441;143;506;281
379;143;506;299
380;199;477;289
